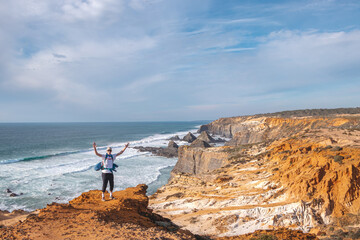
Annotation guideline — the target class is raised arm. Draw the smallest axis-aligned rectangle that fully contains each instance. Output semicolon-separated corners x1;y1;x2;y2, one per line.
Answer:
93;142;103;157
116;143;129;157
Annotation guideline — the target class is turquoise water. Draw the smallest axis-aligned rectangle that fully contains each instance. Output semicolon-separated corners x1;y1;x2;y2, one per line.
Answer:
0;121;207;211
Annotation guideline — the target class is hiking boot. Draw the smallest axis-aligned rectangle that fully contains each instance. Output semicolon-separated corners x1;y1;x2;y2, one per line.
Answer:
101;197;105;201
110;196;115;200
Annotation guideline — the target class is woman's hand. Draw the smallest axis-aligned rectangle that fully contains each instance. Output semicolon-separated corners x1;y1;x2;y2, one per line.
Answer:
93;142;97;149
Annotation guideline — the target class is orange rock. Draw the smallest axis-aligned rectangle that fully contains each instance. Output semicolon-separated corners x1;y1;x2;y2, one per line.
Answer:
0;184;197;240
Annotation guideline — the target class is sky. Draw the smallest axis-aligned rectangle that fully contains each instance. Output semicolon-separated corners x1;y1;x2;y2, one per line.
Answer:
0;0;359;122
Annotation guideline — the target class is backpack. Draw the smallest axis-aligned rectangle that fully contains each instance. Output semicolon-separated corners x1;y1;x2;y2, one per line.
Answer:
94;153;118;172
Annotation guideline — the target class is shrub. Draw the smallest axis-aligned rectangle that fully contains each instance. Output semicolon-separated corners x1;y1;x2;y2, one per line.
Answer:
333;155;345;164
257;235;278;240
331;146;343;151
249;235;278;240
348;229;360;239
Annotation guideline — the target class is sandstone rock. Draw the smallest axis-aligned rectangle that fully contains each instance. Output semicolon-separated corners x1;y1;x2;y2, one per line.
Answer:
151;114;360;238
197;131;216;143
183;132;197;143
172;145;230;176
190;139;211;148
206;115;360;146
1;185;197;240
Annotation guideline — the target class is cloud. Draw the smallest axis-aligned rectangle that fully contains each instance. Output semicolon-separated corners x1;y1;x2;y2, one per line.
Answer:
122;74;166;92
0;0;360;121
61;0;124;21
4;36;157;106
177;29;360;115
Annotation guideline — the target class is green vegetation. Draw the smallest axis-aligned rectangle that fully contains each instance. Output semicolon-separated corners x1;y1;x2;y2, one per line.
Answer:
331;146;343;151
333;155;345;164
250;235;278;240
254;107;360;118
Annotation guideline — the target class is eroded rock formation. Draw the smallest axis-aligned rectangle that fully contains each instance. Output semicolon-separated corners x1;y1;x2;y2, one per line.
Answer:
150;113;360;239
0;185;196;240
197;131;216;143
183;132;197;143
134;140;179;158
201;115;360;146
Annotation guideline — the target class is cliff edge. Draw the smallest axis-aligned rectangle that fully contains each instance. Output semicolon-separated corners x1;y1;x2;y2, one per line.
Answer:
1;184;196;240
150;112;360;239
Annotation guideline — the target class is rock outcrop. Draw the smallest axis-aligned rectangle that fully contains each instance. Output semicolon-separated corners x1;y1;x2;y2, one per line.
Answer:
168;140;179;149
169;135;181;141
197;131;216;143
183;132;197;143
190;139;211;148
200;115;360;146
134;140;179;158
172;145;230;176
1;185;197;240
150;113;360;239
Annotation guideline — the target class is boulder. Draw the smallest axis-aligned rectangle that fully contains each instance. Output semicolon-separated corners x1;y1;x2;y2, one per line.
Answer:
169;135;180;141
197;131;215;143
183;132;197;143
190;139;211;148
168;140;178;149
134;141;179;158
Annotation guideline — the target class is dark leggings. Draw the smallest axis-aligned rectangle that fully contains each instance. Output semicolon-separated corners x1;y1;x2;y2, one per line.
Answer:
102;173;114;193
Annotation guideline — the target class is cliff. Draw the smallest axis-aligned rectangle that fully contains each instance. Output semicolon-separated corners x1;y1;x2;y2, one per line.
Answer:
0;184;196;240
150;113;360;239
172;145;230;176
202;115;359;145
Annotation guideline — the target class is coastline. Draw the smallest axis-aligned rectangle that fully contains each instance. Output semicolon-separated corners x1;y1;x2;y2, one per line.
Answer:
0;121;204;212
2;109;360;239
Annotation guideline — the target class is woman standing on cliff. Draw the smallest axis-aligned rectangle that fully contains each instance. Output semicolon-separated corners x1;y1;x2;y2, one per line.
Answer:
93;142;129;201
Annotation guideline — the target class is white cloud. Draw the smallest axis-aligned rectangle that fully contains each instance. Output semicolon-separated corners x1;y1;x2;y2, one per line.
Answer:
4;36;157;106
178;29;360;113
0;0;360;121
122;74;166;92
61;0;124;21
187;104;223;111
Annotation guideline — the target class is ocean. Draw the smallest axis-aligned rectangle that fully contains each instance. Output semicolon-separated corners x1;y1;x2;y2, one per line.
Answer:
0;121;208;212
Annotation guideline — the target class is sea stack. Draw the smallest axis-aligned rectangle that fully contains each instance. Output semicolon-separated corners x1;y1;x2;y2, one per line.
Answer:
196;131;215;143
182;132;197;143
190;139;211;148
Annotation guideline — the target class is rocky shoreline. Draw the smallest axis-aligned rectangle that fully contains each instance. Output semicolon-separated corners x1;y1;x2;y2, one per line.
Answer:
2;109;360;239
149;112;360;239
133;131;226;159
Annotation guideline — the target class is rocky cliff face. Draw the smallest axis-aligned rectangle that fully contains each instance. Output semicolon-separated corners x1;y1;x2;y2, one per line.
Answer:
202;115;359;146
150;114;360;239
172;146;230;176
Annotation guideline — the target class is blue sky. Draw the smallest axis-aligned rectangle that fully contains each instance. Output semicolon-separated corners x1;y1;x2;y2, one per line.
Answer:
0;0;359;122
